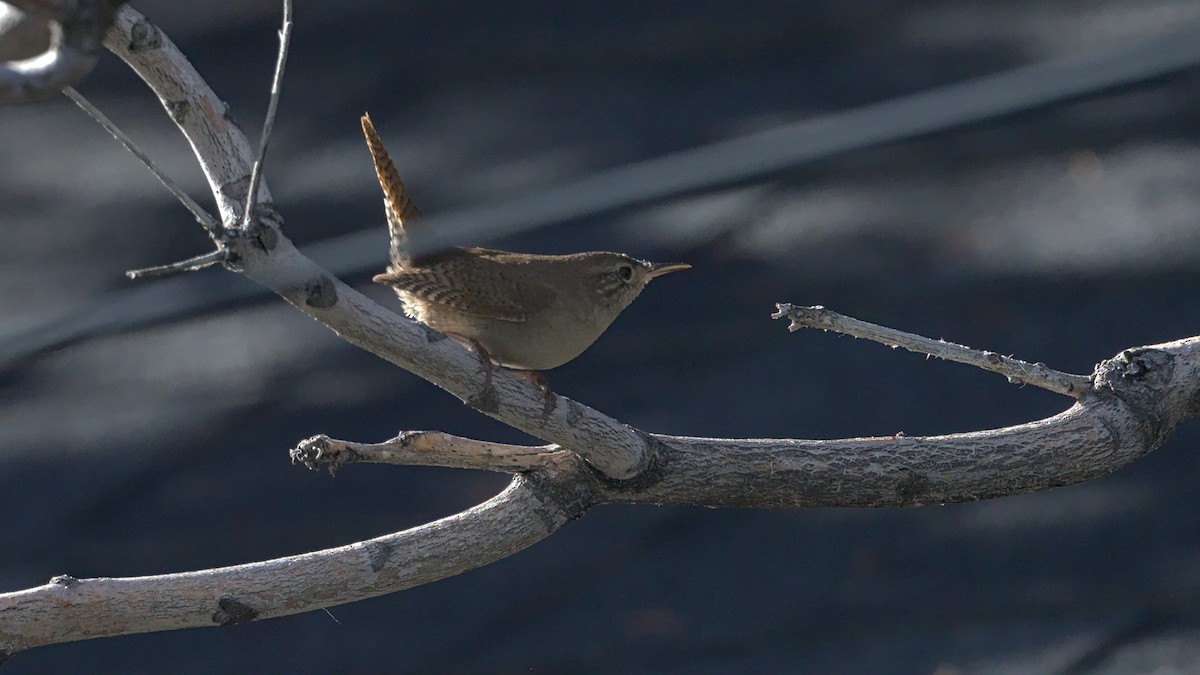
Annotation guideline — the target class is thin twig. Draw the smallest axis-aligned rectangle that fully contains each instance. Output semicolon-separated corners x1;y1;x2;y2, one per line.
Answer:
772;303;1094;398
291;431;564;476
125;248;229;280
63;87;220;234
240;0;292;231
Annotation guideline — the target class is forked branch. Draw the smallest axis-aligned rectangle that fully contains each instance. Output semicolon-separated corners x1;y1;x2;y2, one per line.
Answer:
3;3;1200;664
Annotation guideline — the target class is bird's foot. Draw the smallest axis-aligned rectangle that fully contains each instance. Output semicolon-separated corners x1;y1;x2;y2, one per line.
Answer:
445;332;494;393
512;370;557;420
442;334;555;419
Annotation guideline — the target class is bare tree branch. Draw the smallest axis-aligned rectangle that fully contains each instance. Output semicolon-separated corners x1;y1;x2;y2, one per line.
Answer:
240;0;291;232
292;431;564;475
124;248;229;279
101;6;651;480
3;1;1200;663
0;471;589;657
101;8;270;225
632;342;1190;507
773;303;1094;397
4;327;1196;657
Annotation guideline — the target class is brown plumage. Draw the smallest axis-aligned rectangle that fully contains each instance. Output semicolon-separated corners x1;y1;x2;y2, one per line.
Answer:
361;112;689;373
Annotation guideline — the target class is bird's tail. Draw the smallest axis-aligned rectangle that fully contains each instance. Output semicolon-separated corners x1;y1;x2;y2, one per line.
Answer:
361;112;422;271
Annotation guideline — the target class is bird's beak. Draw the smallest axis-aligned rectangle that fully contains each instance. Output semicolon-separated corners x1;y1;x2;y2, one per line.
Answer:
645;262;691;279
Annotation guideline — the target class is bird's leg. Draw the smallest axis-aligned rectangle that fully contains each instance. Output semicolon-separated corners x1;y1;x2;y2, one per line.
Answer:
510;370;557;419
442;333;554;418
445;332;493;393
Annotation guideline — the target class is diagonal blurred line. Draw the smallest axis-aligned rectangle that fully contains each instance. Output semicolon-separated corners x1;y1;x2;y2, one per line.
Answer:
6;21;1200;368
388;18;1200;260
1;273;261;367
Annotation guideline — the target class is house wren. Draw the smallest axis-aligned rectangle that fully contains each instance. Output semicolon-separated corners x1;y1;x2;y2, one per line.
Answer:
360;113;689;391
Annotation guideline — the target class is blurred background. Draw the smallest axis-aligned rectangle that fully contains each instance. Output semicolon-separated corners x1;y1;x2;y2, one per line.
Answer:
4;0;1200;672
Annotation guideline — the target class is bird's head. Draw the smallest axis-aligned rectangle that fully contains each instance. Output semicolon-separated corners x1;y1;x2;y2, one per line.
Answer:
582;252;691;311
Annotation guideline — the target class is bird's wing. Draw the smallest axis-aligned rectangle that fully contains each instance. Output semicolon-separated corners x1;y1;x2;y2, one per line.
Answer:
374;260;554;323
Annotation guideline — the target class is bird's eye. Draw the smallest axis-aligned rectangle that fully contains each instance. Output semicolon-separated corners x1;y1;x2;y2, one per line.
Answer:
617;265;634;281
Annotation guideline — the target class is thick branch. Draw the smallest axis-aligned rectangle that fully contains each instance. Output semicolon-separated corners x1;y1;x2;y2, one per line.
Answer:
102;8;268;224
284;340;1200;511
0;472;590;656
598;336;1200;507
635;404;1125;507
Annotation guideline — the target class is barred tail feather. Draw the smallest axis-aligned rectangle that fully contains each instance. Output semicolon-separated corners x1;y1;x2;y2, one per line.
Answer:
361;112;421;270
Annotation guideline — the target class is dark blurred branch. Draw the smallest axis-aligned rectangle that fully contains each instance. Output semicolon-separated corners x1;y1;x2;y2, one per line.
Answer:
0;0;123;103
0;3;47;60
9;15;1200;365
370;14;1200;261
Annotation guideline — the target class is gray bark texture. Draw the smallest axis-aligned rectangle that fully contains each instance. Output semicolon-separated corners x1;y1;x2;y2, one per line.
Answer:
1;1;1197;661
